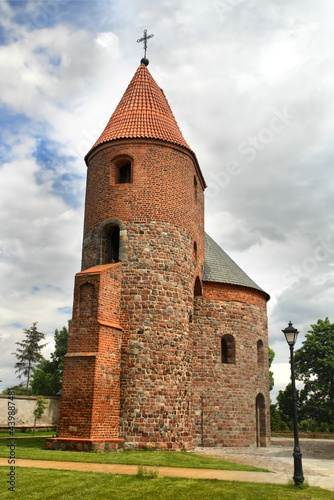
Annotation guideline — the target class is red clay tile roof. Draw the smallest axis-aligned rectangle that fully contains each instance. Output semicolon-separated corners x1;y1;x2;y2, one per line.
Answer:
87;64;193;156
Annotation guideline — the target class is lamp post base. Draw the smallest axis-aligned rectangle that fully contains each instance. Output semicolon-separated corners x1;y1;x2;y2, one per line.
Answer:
293;446;304;486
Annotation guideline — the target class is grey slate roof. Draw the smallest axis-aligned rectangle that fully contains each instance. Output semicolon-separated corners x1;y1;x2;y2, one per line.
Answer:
203;233;269;299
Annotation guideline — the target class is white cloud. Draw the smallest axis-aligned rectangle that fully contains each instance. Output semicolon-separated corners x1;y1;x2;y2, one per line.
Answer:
0;134;82;385
1;0;334;398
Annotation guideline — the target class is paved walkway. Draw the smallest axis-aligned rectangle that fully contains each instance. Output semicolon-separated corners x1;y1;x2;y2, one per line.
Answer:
191;438;334;491
0;438;333;492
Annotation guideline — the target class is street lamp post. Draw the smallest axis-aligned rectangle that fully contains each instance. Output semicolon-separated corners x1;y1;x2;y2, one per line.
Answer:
282;321;304;486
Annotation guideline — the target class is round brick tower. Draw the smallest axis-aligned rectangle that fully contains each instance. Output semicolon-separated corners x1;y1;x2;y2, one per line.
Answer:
49;58;271;454
82;62;206;449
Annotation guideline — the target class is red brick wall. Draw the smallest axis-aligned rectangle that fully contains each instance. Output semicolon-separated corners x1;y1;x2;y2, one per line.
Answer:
57;264;122;439
81;139;205;274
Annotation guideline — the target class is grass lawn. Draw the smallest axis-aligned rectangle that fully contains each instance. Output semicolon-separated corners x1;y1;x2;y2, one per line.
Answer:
0;467;332;499
0;430;54;438
0;437;267;471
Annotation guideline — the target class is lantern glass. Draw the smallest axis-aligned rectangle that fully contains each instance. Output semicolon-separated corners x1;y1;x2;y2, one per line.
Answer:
282;321;299;346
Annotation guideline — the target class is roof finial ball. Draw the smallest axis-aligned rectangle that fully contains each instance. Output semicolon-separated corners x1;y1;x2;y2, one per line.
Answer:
137;29;154;66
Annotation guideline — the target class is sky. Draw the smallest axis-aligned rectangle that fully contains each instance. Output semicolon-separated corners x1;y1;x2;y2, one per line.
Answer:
1;0;334;402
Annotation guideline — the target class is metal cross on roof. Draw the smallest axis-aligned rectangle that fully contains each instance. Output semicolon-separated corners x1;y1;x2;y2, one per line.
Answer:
137;29;154;60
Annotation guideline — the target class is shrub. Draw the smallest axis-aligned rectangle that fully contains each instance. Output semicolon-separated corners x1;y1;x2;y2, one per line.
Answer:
319;422;329;433
280;421;289;431
308;421;318;433
299;420;309;432
137;466;159;479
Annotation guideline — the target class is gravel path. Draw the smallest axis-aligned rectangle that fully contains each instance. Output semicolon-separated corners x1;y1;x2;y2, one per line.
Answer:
191;438;334;478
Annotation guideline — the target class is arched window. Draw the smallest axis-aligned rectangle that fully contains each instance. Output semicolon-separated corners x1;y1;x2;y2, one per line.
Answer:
192;277;202;323
99;224;120;264
119;163;131;183
221;334;236;364
97;218;127;266
113;156;132;184
257;340;265;366
194;276;202;297
221;338;228;363
256;393;267;447
105;224;120;263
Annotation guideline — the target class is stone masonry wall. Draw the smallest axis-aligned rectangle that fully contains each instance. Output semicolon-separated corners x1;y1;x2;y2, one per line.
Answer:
192;282;270;447
119;222;196;449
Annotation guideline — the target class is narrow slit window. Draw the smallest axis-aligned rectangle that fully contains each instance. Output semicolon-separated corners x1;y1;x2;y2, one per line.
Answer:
257;340;265;366
221;338;228;363
194;276;202;297
221;334;236;364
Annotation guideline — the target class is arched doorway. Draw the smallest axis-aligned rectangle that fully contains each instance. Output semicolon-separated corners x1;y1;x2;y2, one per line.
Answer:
256;393;266;447
105;224;120;263
96;218;127;265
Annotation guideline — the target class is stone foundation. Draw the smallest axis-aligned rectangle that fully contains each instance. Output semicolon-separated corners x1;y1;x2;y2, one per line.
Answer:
45;437;125;453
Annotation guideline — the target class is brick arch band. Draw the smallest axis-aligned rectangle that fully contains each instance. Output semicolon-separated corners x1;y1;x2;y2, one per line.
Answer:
96;218;128;265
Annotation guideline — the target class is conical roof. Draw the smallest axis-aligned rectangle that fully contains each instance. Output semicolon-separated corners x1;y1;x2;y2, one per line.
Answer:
203;233;270;300
86;64;193;158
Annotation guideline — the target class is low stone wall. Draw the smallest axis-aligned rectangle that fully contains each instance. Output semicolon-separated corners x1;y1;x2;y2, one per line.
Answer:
0;395;60;429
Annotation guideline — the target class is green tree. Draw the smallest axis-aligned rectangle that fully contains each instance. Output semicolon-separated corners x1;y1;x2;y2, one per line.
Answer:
294;317;334;424
33;396;48;434
30;359;62;396
270;403;287;432
50;326;68;371
276;382;305;423
1;383;33;396
31;326;68;396
12;323;47;393
268;347;275;391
